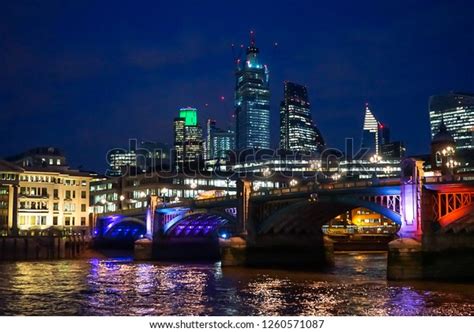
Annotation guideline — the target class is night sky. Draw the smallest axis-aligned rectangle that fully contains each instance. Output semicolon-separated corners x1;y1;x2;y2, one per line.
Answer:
1;0;473;172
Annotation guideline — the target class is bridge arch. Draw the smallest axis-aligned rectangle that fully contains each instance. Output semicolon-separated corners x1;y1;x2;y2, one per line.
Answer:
258;195;401;235
102;216;147;241
163;209;237;238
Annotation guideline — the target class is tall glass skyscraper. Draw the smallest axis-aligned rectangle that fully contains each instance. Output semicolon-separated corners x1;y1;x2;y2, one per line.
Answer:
235;34;270;150
429;92;474;150
279;81;324;153
361;103;379;157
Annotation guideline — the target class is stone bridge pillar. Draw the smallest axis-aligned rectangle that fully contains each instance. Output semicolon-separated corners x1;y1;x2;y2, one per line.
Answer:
136;195;159;261
145;195;159;239
388;158;425;280
399;159;424;239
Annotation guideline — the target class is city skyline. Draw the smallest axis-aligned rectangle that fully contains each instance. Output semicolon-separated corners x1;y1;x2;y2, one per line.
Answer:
1;1;474;322
1;1;474;172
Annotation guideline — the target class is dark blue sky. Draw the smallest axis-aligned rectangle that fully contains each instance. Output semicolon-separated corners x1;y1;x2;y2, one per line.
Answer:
1;0;473;172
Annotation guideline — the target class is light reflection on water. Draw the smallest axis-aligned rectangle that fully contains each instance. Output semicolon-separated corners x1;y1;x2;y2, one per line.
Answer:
0;253;473;316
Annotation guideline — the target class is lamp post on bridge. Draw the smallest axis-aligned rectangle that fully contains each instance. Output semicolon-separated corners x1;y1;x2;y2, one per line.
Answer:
370;154;383;179
226;177;231;197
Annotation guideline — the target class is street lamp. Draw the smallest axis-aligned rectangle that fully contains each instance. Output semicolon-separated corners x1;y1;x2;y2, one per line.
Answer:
446;159;460;169
310;160;321;171
332;173;341;182
370;154;382;163
441;146;455;156
262;167;271;177
225;177;230;197
253;181;261;192
161;187;169;198
190;181;197;189
289;179;298;187
383;166;393;175
119;195;125;210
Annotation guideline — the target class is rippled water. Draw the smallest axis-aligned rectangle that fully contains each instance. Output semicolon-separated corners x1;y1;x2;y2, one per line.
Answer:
0;253;473;315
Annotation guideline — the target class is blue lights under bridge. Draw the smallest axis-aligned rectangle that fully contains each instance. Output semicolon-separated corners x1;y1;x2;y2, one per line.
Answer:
95;207;236;244
163;213;233;238
99;216;147;243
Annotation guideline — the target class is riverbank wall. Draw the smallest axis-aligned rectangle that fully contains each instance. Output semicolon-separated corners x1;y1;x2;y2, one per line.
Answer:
0;235;89;260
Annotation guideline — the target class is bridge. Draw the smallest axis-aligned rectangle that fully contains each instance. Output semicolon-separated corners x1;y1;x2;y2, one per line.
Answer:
94;159;474;279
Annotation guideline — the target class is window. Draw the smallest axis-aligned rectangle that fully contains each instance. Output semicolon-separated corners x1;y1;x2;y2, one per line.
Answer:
72;217;75;226
38;216;46;226
81;204;86;212
64;203;75;212
53;203;59;211
54;189;59;199
65;217;70;226
53;216;58;225
65;191;71;199
81;217;86;226
81;191;86;199
72;191;76;199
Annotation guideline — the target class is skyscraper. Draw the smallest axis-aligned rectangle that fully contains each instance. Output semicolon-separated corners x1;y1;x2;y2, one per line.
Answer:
206;118;235;160
361;103;379;157
429;92;474;150
378;122;390;147
279;81;324;153
173;107;203;165
235;32;270;150
205;119;217;160
173;117;186;164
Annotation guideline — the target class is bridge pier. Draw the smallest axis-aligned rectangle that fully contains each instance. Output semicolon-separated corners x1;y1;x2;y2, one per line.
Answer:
387;238;423;280
220;234;334;270
220;236;247;266
388;172;474;280
134;238;153;260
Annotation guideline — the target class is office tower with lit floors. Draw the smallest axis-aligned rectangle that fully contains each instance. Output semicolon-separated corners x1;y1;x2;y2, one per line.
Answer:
279;81;324;153
234;32;271;150
429;92;474;150
361;103;380;157
173;107;204;166
206;119;235;160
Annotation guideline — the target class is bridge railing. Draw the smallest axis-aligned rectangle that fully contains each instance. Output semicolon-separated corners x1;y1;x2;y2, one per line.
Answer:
424;175;474;184
194;195;237;204
251;178;401;197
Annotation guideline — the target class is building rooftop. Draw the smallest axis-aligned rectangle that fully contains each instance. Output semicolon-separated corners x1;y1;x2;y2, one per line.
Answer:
0;160;24;173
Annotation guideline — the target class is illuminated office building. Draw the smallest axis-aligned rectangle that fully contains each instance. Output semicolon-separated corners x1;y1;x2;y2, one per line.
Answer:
106;140;170;176
174;107;203;164
429;92;474;150
361;103;379;156
206;119;235;160
279;82;324;153
235;32;270;150
107;148;137;176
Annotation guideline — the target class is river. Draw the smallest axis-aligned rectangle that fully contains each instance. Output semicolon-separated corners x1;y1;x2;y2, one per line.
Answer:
0;252;473;315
